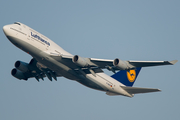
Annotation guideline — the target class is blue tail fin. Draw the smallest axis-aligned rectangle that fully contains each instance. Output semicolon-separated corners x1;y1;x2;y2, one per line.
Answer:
111;67;141;87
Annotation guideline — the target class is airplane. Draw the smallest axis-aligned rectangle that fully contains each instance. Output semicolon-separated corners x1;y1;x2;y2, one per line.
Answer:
3;22;178;97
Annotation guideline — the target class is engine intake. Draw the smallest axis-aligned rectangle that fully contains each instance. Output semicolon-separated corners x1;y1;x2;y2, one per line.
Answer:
113;58;129;70
72;55;88;67
15;61;29;72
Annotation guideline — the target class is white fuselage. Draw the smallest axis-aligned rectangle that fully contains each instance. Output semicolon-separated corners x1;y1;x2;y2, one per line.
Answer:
3;22;131;97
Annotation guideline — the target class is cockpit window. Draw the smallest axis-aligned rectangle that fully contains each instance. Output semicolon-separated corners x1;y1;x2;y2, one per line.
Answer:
14;22;21;25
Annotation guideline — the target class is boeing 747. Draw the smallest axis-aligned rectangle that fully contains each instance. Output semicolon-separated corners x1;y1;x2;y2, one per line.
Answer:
3;22;177;97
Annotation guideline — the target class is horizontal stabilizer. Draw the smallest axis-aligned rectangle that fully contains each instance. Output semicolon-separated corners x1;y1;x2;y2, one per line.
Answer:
121;86;161;94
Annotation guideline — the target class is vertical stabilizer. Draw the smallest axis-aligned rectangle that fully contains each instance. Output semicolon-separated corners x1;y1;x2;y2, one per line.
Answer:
111;68;141;86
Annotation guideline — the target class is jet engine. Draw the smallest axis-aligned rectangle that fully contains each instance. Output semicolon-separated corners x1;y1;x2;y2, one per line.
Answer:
113;58;129;70
15;61;29;72
72;55;88;67
11;68;28;80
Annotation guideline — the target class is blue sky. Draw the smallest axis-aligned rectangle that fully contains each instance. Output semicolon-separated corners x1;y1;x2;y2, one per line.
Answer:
0;0;180;120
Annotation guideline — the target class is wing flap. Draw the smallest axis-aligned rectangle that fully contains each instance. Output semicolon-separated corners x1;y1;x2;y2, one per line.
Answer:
90;58;114;68
121;86;161;94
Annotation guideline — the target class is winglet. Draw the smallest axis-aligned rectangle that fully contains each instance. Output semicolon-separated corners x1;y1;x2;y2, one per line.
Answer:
169;60;178;65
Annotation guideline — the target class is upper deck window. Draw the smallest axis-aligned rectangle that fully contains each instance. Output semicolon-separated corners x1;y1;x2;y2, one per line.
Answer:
14;22;21;25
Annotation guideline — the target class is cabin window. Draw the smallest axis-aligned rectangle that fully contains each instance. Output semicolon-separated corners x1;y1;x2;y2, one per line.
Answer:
14;22;21;25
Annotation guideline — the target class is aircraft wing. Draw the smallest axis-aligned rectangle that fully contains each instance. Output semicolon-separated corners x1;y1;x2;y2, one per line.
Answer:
127;60;178;68
52;55;177;72
90;58;177;68
121;86;161;94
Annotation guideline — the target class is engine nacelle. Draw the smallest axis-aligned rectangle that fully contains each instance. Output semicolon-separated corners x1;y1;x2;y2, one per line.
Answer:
113;58;129;70
72;55;88;67
11;68;28;80
15;61;29;72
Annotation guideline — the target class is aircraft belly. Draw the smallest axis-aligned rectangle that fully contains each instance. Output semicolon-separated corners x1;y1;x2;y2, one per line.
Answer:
77;78;105;91
77;73;112;92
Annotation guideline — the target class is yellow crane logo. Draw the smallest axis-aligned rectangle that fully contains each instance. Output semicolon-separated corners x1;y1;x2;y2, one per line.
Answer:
127;70;136;82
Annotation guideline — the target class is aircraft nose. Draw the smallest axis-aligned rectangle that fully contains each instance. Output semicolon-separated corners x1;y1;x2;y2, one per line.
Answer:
3;25;10;36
